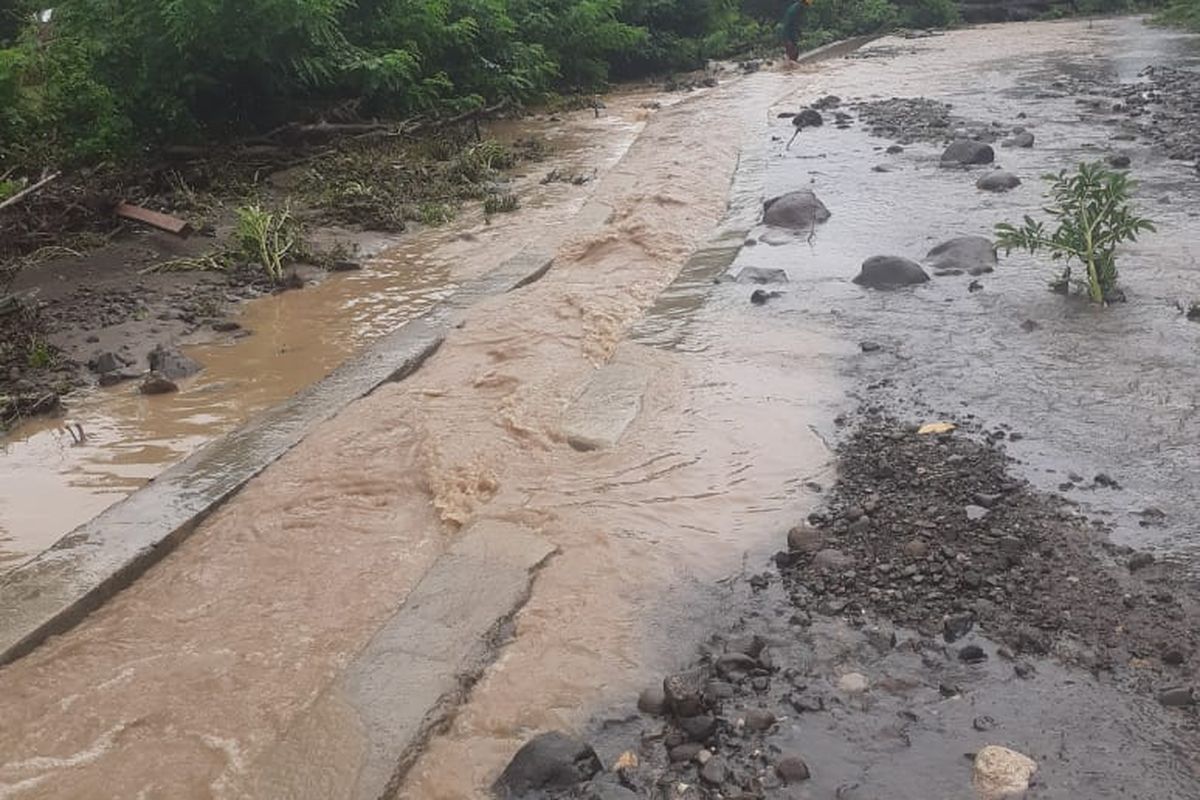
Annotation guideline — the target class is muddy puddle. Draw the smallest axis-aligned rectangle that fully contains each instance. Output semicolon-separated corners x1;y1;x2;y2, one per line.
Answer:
2;17;1199;800
0;97;654;571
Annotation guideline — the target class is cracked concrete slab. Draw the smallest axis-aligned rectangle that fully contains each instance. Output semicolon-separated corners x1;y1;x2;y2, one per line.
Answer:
562;363;649;452
231;522;556;800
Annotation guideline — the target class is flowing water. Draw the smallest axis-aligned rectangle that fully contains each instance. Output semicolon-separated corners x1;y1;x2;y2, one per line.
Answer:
0;100;651;571
2;17;1199;800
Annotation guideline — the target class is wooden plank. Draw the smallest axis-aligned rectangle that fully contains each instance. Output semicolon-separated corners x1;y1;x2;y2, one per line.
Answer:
115;202;193;237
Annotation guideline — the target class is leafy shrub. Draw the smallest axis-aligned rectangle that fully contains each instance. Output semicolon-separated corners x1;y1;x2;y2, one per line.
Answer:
235;204;301;283
996;162;1155;304
900;0;959;28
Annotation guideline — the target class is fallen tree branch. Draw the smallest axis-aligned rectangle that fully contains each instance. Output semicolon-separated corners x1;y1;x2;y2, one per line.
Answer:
0;172;61;212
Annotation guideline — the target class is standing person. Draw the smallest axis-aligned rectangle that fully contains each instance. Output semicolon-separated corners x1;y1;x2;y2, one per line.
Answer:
781;0;812;62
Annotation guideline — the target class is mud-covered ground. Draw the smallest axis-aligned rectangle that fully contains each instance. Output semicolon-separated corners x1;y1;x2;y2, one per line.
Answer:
0;125;550;428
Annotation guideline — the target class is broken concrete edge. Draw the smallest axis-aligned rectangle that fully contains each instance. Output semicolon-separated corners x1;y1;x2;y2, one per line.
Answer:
375;539;558;800
0;250;554;668
232;523;559;800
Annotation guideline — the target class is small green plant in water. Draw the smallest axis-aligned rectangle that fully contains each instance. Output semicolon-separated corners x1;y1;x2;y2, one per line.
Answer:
995;162;1155;304
235;203;299;283
26;337;53;369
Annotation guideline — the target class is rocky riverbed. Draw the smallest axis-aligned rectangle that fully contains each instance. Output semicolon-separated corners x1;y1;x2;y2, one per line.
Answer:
490;410;1200;800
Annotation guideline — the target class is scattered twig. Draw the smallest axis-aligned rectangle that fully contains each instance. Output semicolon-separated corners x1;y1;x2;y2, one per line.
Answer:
0;172;61;212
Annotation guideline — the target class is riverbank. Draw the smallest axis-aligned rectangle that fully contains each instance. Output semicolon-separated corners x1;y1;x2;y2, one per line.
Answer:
494;409;1200;800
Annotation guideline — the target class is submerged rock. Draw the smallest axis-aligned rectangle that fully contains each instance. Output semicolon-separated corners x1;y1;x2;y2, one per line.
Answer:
139;372;179;395
762;190;831;230
1107;153;1132;169
926;236;997;276
972;745;1037;798
792;108;824;129
735;266;788;284
88;351;129;374
147;344;202;380
976;171;1021;192
941;140;995;165
493;731;602;797
1002;131;1035;148
853;256;930;289
775;755;811;783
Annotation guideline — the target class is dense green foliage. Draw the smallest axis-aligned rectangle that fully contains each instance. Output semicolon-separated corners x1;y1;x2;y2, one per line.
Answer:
996;162;1155;304
1156;0;1200;29
0;0;959;173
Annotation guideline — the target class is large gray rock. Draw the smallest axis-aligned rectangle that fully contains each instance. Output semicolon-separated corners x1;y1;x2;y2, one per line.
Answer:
853;256;930;289
493;732;603;797
139;372;179;395
147;344;202;380
88;351;129;375
941;140;995;165
763;190;831;230
977;171;1021;192
926;236;997;276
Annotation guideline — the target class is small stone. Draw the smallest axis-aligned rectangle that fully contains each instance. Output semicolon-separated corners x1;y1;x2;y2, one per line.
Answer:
696;748;713;765
776;755;811;783
787;524;824;553
959;644;988;664
965;504;989;521
638;686;666;716
813;549;851;570
973;715;997;732
664;669;708;717
331;259;362;272
139;372;179;395
1162;649;1186;666
678;714;718;741
972;492;1002;508
903;540;929;559
716;652;758;678
973;745;1037;797
943;613;975;643
860;340;881;352
700;757;729;786
212;320;241;332
838;672;868;694
1157;687;1194;707
750;289;782;305
743;709;776;731
1128;552;1155;572
670;743;704;762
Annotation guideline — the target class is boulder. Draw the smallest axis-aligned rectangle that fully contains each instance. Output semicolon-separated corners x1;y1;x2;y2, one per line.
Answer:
977;171;1021;192
787;524;824;553
941;140;995;165
147;344;202;380
972;745;1037;798
493;732;603;797
926;236;997;276
853;256;930;289
763;190;831;230
734;266;788;284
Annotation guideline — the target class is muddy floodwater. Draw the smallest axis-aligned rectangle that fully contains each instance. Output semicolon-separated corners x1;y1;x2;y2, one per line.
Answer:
0;102;649;570
2;16;1200;800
